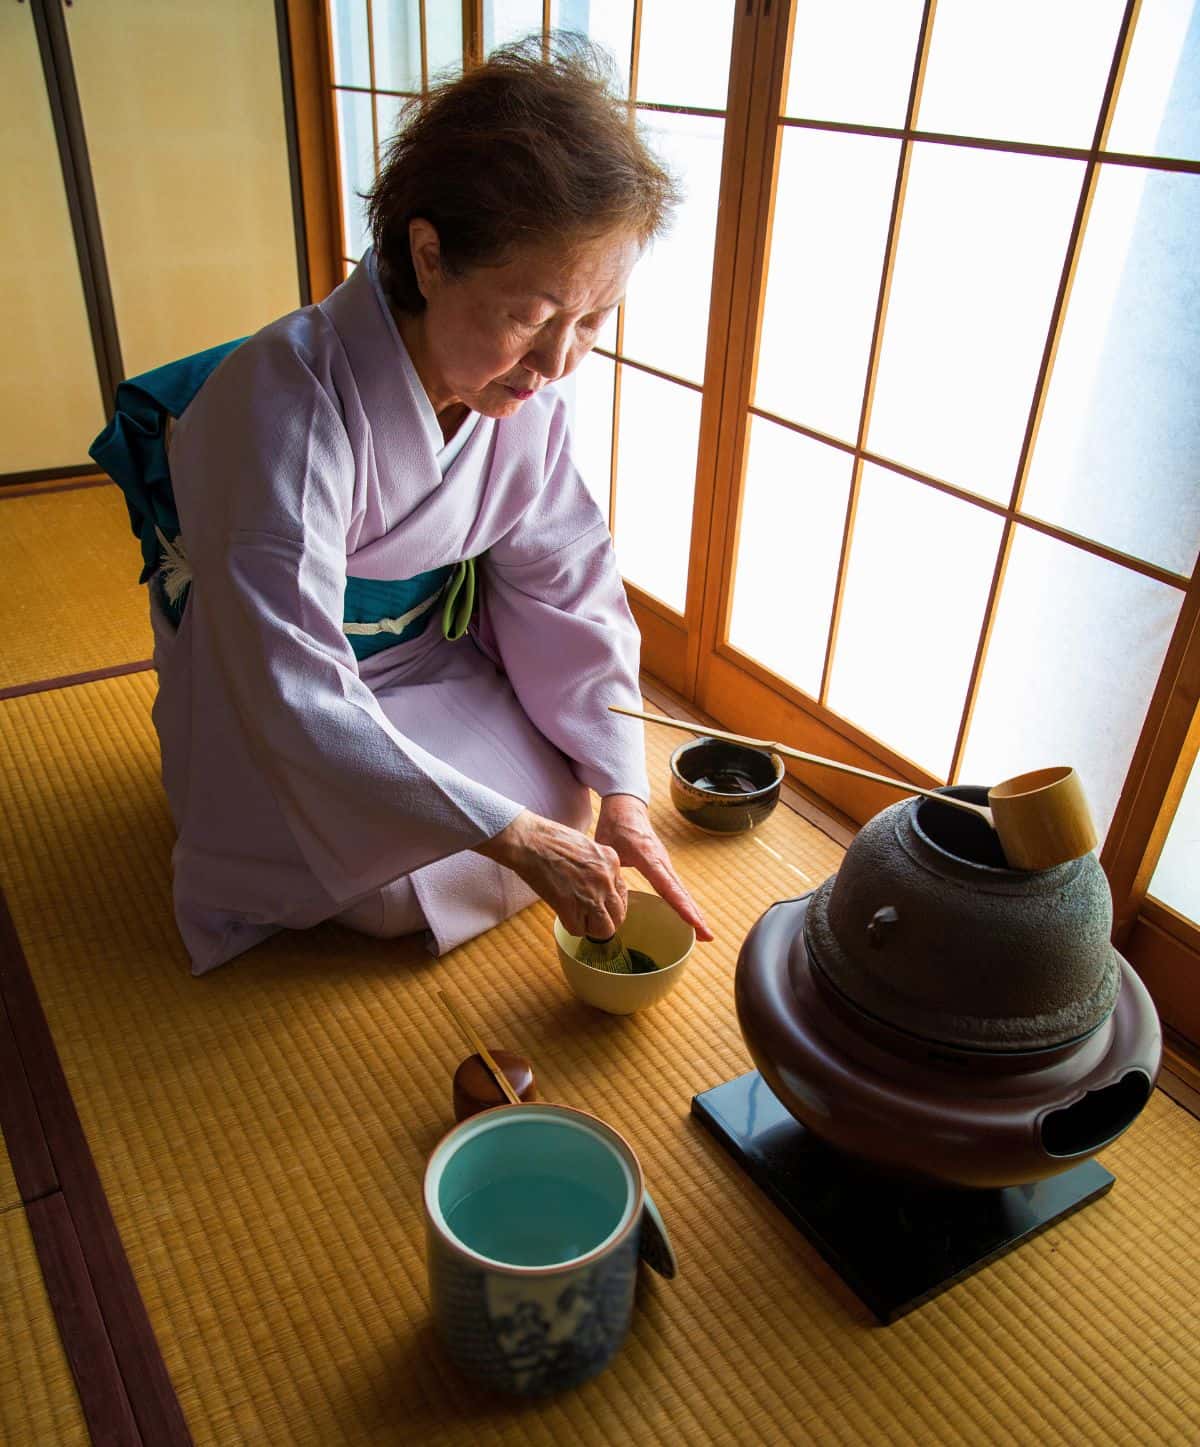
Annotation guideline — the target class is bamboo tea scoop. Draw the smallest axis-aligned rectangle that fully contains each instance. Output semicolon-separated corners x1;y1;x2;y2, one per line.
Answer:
437;989;525;1108
610;706;1098;871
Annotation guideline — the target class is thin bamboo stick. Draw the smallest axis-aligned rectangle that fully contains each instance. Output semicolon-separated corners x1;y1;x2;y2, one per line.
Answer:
437;991;522;1106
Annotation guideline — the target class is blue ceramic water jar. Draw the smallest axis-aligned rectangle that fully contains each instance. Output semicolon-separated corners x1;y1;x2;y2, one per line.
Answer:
423;1103;674;1395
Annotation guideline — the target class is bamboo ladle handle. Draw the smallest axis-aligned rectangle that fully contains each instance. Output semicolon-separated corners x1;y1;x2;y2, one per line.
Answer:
612;707;1099;870
608;706;994;824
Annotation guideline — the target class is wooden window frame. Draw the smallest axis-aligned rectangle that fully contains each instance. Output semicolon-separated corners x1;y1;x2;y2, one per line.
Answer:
1104;598;1200;1037
698;0;1200;786
691;0;1200;1040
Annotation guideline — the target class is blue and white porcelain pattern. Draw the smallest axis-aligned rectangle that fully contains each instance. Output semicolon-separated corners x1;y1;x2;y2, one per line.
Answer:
428;1229;641;1396
424;1103;679;1395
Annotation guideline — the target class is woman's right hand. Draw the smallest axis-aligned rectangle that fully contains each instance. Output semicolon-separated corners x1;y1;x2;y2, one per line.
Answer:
474;809;628;939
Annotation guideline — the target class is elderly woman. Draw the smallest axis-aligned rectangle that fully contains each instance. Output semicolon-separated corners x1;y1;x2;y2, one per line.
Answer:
113;38;711;973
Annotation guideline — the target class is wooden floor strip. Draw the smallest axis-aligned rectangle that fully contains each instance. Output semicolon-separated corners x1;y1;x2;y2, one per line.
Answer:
0;983;57;1203
0;889;192;1446
0;660;154;703
25;1193;142;1447
0;476;110;502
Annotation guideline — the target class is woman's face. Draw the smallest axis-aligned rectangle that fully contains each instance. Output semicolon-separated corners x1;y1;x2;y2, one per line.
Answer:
401;220;642;419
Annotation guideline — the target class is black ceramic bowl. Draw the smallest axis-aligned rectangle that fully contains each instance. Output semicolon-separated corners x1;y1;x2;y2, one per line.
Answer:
669;738;785;835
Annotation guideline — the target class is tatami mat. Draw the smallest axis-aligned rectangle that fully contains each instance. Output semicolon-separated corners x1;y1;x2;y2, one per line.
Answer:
0;1102;19;1211
0;1153;18;1216
0;483;151;690
0;671;1198;1444
0;1205;89;1446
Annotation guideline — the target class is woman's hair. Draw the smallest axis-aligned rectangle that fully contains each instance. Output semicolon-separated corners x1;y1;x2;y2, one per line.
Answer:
366;33;679;313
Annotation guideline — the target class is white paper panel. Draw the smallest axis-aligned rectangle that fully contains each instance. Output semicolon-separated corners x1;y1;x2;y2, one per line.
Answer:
868;143;1083;501
729;419;853;698
960;528;1182;839
1024;167;1200;577
1108;0;1200;160
755;128;899;442
785;0;923;128
1149;746;1200;923
636;0;734;111
622;113;723;386
918;0;1124;147
827;465;1003;776
559;352;616;519
613;368;700;613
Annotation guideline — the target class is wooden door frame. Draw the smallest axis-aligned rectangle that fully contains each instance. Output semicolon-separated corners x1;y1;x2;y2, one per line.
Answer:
283;0;343;303
622;0;778;697
690;0;948;823
1104;581;1200;942
1104;575;1200;1041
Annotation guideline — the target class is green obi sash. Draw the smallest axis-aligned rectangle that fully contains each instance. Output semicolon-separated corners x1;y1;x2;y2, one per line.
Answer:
343;557;478;661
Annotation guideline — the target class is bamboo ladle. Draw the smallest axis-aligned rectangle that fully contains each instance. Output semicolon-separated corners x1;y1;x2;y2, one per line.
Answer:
610;706;1098;872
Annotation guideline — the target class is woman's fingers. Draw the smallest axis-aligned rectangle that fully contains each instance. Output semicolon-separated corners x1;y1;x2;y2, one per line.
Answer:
632;846;715;941
576;848;627;938
570;880;624;940
599;821;715;942
476;807;712;944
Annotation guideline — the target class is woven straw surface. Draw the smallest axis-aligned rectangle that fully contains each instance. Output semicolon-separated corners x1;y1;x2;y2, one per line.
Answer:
0;484;151;689
0;1120;18;1211
0;672;1198;1445
0;1207;89;1445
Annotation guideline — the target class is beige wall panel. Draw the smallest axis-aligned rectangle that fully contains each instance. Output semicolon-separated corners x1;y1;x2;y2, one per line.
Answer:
68;0;301;378
1;5;106;475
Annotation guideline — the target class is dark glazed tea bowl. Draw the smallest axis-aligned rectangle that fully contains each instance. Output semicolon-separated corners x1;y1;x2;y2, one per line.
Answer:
669;738;785;835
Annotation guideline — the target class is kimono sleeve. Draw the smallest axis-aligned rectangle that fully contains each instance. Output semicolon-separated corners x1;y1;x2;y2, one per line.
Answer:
170;338;522;905
480;398;649;802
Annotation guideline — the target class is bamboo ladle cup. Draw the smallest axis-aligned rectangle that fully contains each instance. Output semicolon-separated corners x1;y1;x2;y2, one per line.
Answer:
610;706;1098;871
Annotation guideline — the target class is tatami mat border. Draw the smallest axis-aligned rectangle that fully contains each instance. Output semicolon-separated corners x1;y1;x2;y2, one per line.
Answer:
0;659;155;704
25;1192;141;1444
0;969;57;1204
0;887;192;1445
0;475;110;502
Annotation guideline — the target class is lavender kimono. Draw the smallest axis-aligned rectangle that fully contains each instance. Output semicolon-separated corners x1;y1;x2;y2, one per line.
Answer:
153;252;647;974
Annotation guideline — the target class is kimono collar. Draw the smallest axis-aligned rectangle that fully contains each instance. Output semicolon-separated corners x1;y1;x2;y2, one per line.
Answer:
366;250;479;468
319;249;482;478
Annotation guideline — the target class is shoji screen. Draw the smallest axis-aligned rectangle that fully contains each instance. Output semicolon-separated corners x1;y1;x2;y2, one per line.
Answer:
66;0;302;379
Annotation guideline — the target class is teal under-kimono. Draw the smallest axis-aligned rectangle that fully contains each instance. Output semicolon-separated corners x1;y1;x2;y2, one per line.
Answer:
127;248;648;974
92;339;244;595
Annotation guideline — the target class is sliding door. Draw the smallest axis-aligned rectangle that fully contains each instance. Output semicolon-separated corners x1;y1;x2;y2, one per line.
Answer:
699;0;1200;1037
703;0;1199;838
66;0;302;380
2;2;106;476
3;0;304;482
